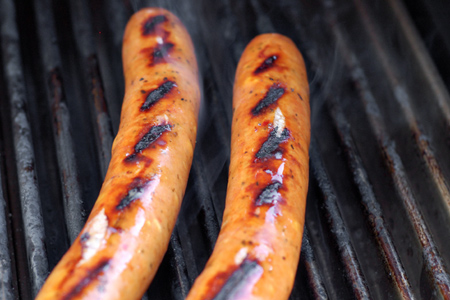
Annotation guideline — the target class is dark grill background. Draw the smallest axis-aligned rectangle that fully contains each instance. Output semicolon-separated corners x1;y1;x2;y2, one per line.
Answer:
1;0;450;299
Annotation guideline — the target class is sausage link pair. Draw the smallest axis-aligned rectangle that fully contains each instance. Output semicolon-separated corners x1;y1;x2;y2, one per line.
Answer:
186;34;310;300
36;8;200;300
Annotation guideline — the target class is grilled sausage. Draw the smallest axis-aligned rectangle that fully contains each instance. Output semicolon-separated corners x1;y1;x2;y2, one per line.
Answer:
186;33;310;300
35;8;200;300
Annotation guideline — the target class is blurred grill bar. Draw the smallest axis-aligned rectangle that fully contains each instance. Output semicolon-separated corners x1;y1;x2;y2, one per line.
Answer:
322;2;450;296
354;0;450;216
1;0;450;299
67;0;114;179
298;229;328;300
329;102;415;299
0;0;49;298
32;0;84;243
310;143;371;299
0;155;13;300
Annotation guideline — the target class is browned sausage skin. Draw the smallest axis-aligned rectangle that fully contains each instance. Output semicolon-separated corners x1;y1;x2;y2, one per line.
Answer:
186;33;310;300
35;8;200;300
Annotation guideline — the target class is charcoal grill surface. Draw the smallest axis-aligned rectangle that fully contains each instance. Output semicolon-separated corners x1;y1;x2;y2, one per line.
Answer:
1;0;450;299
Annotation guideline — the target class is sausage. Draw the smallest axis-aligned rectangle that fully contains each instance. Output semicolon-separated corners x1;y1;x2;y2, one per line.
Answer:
35;7;200;300
186;33;310;300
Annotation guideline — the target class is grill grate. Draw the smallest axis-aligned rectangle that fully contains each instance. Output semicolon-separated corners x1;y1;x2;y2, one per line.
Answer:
1;0;450;299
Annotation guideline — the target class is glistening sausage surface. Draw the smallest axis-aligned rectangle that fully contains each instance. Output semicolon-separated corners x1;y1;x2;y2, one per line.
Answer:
186;33;310;300
35;8;200;300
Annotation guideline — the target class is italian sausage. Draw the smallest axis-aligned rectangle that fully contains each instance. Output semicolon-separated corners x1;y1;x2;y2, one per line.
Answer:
186;33;310;300
36;7;200;300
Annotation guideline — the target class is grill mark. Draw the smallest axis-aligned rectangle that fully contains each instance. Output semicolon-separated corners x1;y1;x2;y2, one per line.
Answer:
123;153;154;167
256;127;290;159
135;124;172;153
255;181;282;206
63;259;110;300
212;259;261;300
152;43;174;64
254;55;277;74
252;86;285;115
142;15;167;35
140;81;175;111
80;232;90;244
124;153;138;163
116;178;151;210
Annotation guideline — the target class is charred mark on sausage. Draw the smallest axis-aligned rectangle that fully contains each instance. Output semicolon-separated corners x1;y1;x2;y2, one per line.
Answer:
124;153;138;163
152;43;174;64
252;86;285;115
116;186;144;210
123;124;170;162
211;259;262;300
116;178;150;210
256;128;289;159
142;15;167;35
135;124;172;153
62;259;110;300
255;181;282;206
80;232;90;244
254;55;277;74
123;153;153;167
141;81;175;111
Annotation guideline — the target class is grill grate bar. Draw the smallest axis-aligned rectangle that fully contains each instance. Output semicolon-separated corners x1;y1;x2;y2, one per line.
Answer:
189;156;221;241
353;0;450;219
0;156;13;300
173;219;200;288
67;0;114;179
381;132;450;298
196;0;238;141
1;0;450;298
89;0;129;133
0;0;49;296
299;228;329;300
167;229;191;299
388;0;450;128
32;0;84;242
311;140;371;299
145;228;190;300
329;101;416;299
327;11;450;297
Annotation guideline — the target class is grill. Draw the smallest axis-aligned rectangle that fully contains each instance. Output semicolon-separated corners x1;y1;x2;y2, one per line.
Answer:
1;0;450;299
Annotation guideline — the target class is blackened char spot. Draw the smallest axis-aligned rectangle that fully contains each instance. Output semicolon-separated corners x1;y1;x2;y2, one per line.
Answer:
80;232;90;243
124;153;137;163
153;43;174;64
256;128;289;159
123;153;153;168
142;15;167;35
116;178;151;210
252;86;285;115
135;124;171;153
62;260;110;300
255;181;282;206
212;259;261;300
254;55;277;74
141;81;175;111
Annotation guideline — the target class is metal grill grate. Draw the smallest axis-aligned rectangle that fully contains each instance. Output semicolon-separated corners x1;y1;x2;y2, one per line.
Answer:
1;0;450;299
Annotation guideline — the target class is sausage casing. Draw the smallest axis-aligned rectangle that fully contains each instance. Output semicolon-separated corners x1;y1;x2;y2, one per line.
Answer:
36;7;200;300
186;33;310;300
